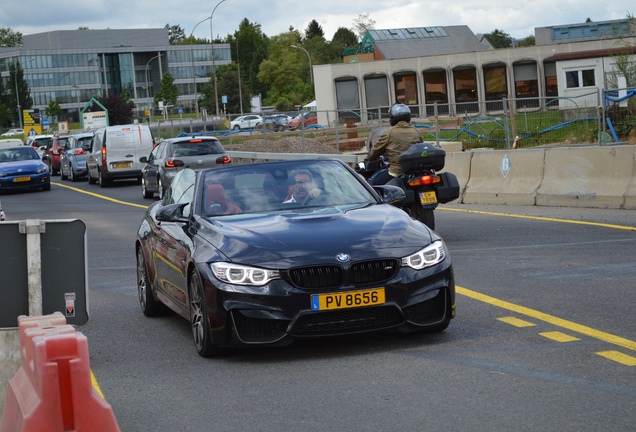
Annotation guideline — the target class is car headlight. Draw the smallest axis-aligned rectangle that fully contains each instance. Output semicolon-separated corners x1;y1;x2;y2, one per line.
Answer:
36;166;48;174
210;262;280;286
401;240;447;270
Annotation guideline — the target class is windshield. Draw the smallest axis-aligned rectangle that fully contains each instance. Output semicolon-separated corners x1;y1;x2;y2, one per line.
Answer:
199;159;375;217
0;147;39;162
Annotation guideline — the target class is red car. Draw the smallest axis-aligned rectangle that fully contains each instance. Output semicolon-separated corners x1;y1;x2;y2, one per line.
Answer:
288;111;318;129
43;136;71;176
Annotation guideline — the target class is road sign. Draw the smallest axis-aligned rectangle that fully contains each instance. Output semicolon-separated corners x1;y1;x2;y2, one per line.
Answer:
43;118;49;128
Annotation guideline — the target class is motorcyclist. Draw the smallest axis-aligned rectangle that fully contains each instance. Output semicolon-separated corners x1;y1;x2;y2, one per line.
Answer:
367;104;421;184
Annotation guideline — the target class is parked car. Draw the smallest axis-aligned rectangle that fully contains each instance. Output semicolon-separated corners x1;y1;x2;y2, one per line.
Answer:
135;158;455;357
288;111;318;129
140;136;231;200
86;124;154;187
230;114;262;130
0;145;50;193
24;134;54;150
263;114;289;132
1;128;24;137
0;139;24;148
60;132;94;182
43;135;71;176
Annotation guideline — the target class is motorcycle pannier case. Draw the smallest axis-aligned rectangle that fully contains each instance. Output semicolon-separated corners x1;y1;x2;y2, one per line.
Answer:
435;172;460;203
398;143;446;173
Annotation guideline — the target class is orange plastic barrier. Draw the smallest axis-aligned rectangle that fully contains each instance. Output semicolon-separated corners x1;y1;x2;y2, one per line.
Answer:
2;312;120;432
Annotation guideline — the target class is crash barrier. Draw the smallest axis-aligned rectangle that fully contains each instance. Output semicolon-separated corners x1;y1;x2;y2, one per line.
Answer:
2;312;120;432
462;148;546;206
537;145;636;208
455;144;636;209
440;151;472;204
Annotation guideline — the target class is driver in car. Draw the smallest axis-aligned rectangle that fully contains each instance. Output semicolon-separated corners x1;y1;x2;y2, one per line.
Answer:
284;169;322;204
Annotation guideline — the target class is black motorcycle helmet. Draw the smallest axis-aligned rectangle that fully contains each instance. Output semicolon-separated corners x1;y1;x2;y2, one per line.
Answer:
389;103;411;126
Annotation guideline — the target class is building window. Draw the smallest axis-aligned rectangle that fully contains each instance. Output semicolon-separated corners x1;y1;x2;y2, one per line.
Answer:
364;75;389;120
453;67;479;114
393;73;419;116
335;78;360;121
565;69;596;88
423;69;448;116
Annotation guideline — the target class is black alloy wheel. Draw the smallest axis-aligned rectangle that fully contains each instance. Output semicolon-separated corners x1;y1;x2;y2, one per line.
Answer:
189;270;221;357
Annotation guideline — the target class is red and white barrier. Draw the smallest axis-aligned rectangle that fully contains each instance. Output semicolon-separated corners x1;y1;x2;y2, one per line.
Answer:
1;312;120;431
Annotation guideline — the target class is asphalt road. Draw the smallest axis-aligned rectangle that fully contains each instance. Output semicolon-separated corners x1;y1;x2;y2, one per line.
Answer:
2;178;635;432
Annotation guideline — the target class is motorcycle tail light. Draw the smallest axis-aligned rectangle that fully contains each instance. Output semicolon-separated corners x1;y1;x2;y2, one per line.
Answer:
165;159;185;168
408;175;441;187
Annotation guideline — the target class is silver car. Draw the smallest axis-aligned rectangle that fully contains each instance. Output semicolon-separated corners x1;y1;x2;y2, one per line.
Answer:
140;136;231;199
60;132;94;182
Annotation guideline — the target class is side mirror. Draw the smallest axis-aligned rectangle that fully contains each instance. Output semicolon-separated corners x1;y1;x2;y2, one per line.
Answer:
373;185;406;204
139;156;148;163
156;203;189;223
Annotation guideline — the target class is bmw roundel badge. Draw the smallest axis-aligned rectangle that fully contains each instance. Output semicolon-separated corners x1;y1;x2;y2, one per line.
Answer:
336;253;350;262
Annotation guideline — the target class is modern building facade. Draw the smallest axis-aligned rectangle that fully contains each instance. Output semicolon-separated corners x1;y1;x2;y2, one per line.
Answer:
314;19;636;123
0;28;230;123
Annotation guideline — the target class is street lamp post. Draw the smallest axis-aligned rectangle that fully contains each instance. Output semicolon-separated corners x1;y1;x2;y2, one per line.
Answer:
145;53;163;121
189;16;212;118
72;85;81;125
13;58;36;129
291;45;313;85
210;0;228;116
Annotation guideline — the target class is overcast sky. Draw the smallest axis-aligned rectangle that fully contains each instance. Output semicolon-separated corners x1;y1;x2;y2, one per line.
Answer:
2;1;633;42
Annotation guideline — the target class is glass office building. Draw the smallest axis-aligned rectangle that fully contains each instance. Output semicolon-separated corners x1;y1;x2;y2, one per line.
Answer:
0;28;230;122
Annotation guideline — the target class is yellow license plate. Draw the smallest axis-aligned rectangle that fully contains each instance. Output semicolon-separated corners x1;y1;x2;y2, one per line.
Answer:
311;288;385;311
419;191;437;204
13;176;31;182
113;162;132;169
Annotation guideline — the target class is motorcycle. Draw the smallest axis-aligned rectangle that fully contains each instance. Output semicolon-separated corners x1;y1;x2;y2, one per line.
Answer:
356;128;459;230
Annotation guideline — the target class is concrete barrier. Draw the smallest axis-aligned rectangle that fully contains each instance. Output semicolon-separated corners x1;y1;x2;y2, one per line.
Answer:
440;151;472;203
462;148;545;205
536;145;635;208
624;148;636;210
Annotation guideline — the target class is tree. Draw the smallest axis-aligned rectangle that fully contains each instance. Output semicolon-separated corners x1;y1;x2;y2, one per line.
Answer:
165;24;186;45
226;18;271;99
97;92;135;125
199;63;250;115
0;27;23;47
305;20;324;40
353;13;376;40
45;99;63;121
330;27;358;62
485;29;513;48
517;35;536;47
154;72;179;108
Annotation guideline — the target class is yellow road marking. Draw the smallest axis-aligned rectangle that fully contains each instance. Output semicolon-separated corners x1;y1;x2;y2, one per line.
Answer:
457;286;636;352
90;370;106;399
596;351;636;366
53;182;149;209
497;316;536;327
439;207;636;231
539;331;581;343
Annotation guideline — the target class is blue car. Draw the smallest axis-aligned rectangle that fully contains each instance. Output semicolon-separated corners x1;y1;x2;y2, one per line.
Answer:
60;132;94;182
0;146;51;193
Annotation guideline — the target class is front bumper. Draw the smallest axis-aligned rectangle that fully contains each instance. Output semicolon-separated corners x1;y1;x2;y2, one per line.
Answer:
203;263;455;347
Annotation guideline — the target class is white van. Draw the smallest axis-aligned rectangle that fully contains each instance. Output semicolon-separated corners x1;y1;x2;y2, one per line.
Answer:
86;124;154;187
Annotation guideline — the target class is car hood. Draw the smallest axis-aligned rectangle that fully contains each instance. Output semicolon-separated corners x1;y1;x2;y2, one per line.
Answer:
0;160;47;174
198;205;434;266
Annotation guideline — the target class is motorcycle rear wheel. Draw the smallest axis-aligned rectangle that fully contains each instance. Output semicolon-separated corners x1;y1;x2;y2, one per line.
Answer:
410;204;435;231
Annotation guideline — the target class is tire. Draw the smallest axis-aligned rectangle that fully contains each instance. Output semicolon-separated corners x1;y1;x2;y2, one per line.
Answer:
88;169;97;184
60;165;68;180
233;125;240;130
136;247;166;317
99;170;110;187
157;177;164;200
189;269;221;357
70;168;77;182
410;203;435;231
141;178;154;199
